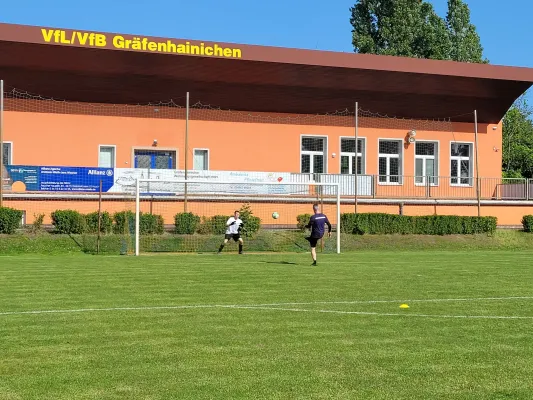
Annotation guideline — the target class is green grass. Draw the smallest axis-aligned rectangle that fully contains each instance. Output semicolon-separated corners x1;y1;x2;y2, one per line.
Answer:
1;251;533;399
1;229;533;255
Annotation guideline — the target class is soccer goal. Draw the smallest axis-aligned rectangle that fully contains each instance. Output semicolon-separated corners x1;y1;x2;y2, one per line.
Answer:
133;179;340;255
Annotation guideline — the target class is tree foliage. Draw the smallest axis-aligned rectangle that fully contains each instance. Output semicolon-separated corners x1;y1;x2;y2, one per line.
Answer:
350;0;486;63
446;0;487;63
502;96;533;178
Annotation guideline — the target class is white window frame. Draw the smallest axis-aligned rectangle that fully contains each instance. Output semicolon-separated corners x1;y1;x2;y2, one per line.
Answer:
300;135;328;174
414;140;439;186
339;136;366;175
98;145;116;168
378;139;403;185
2;141;13;165
450;141;474;187
193;148;210;171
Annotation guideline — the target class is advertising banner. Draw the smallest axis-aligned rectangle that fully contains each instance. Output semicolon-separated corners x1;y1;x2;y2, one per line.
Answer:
111;168;294;195
5;166;115;192
4;166;294;195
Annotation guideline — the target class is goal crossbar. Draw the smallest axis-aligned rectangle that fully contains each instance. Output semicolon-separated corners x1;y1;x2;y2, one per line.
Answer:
134;179;341;256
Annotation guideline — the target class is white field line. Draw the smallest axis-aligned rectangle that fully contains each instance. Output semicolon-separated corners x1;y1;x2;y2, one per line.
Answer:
230;306;533;320
0;296;532;317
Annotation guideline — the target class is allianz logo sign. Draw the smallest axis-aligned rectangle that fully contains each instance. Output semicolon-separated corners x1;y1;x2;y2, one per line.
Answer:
88;169;114;176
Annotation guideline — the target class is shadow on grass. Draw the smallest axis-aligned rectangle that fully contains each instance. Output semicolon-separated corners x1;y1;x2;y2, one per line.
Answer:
262;261;298;265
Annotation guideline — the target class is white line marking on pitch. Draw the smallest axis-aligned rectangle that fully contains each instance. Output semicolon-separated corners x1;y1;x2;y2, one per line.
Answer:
229;306;533;320
0;296;532;317
258;296;533;307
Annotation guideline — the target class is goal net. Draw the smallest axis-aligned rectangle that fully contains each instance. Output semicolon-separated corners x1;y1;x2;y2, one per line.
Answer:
133;179;340;255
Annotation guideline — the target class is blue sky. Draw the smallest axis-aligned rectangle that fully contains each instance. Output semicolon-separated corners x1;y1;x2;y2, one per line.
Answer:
2;0;532;95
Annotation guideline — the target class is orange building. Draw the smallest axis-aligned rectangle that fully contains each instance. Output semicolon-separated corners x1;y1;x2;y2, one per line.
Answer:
1;23;533;226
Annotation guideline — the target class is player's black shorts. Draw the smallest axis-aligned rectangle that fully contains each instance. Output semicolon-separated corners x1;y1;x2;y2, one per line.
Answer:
306;236;322;248
225;234;241;241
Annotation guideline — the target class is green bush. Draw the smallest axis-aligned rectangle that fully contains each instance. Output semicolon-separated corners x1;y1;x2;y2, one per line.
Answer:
0;207;23;234
113;211;164;235
113;211;135;235
141;213;164;235
174;212;201;234
198;215;228;235
85;212;113;234
522;215;533;233
32;213;45;233
296;214;311;232
340;213;358;234
51;210;86;234
341;213;497;235
238;203;261;237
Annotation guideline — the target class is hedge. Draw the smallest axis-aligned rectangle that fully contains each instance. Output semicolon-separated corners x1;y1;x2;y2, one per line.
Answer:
523;215;533;233
113;211;164;235
341;213;497;235
296;214;311;232
51;210;86;234
113;211;135;235
140;213;165;235
85;211;113;234
0;207;23;234
238;203;261;237
197;215;228;235
174;212;201;234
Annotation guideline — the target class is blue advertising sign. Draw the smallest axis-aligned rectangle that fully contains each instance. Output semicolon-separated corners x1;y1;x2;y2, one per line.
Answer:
4;166;40;191
6;165;115;192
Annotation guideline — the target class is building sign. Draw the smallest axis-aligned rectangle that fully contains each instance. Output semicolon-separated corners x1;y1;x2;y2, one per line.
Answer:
5;166;114;192
40;29;243;59
4;166;292;195
4;165;372;196
112;169;293;195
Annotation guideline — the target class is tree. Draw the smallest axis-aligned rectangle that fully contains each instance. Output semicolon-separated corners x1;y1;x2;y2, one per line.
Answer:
446;0;487;63
350;0;451;60
502;96;533;178
350;0;484;63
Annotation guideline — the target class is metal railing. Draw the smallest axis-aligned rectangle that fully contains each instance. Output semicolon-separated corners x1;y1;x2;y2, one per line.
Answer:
291;174;533;201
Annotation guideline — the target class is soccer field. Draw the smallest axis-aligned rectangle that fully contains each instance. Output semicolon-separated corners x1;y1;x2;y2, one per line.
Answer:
1;251;533;399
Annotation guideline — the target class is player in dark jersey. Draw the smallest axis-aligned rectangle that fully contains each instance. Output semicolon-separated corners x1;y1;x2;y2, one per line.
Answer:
305;204;332;266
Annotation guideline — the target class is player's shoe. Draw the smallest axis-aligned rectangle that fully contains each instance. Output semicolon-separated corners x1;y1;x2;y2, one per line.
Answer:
311;261;317;266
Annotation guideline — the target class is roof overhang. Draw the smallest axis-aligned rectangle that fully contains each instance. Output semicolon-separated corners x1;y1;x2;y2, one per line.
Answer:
1;23;532;123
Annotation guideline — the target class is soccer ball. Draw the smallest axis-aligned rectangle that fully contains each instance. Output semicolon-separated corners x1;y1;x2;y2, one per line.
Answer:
272;212;279;219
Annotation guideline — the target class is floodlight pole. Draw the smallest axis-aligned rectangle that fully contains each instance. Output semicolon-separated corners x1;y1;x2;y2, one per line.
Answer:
354;101;358;214
0;80;4;208
474;110;481;217
184;92;189;212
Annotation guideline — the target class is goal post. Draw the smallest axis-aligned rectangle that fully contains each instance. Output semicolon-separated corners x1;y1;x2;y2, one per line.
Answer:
134;179;341;256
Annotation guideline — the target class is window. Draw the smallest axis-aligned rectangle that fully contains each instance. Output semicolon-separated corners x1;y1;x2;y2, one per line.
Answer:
340;138;365;175
193;149;209;170
450;143;473;186
2;142;12;166
98;146;116;168
415;142;438;185
134;150;177;169
378;140;402;184
301;137;326;174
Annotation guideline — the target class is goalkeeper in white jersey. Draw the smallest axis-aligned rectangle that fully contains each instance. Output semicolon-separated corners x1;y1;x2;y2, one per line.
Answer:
217;211;244;254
